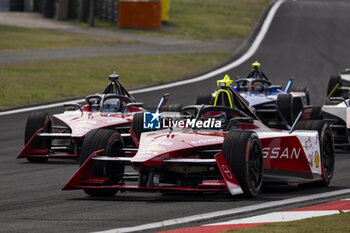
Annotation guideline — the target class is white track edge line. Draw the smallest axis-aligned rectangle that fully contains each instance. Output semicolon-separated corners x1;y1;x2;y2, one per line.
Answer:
93;189;350;233
0;0;285;117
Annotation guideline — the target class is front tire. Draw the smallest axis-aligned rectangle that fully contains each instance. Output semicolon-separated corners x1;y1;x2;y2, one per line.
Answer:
80;129;125;197
222;131;263;197
131;112;148;141
24;112;51;162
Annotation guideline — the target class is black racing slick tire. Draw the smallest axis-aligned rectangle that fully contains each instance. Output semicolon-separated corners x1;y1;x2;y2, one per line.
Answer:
131;112;156;141
294;120;335;186
196;94;214;105
24;112;51;162
326;76;341;98
277;94;303;127
131;112;145;141
292;96;304;120
277;94;293;126
291;86;310;105
10;0;24;11
161;104;183;112
222;131;263;197
80;129;125;197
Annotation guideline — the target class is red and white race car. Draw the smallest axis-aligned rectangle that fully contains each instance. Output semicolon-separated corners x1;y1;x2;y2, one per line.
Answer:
63;89;335;198
18;73;144;162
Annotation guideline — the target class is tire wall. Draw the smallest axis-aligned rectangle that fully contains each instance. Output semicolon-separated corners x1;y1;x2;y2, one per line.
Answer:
0;0;10;11
95;0;119;23
24;0;30;11
7;0;121;24
9;0;24;11
42;0;55;18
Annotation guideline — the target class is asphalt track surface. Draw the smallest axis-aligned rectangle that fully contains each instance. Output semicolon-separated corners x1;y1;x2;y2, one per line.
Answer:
1;0;350;232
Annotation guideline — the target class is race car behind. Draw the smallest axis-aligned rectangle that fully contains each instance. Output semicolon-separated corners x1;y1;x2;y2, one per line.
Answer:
196;62;311;129
322;68;350;148
18;72;144;162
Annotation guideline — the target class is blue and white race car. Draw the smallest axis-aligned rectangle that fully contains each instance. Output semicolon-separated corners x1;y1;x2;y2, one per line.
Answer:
196;62;311;129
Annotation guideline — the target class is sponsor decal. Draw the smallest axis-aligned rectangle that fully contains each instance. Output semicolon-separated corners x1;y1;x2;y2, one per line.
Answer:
144;145;166;152
262;147;301;159
107;119;121;123
230;187;243;195
304;137;313;150
77;123;93;128
76;120;97;128
222;165;233;179
136;150;160;158
315;151;320;168
308;153;313;167
148;141;173;147
190;138;222;145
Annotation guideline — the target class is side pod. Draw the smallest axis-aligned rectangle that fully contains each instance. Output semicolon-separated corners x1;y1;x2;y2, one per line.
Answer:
214;152;243;195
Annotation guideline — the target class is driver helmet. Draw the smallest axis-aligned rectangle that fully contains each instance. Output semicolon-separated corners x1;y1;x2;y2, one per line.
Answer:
252;61;261;69
249;61;262;79
90;97;100;112
251;80;264;93
102;98;121;112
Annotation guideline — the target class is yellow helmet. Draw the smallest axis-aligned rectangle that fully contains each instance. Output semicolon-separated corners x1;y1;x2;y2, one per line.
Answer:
217;74;233;88
252;61;261;69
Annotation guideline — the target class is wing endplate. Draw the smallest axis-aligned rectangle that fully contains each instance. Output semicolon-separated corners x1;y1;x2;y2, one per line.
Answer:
214;152;243;195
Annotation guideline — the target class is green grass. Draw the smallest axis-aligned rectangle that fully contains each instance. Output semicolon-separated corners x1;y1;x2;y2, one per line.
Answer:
225;211;350;233
0;25;129;51
0;52;229;108
86;0;271;40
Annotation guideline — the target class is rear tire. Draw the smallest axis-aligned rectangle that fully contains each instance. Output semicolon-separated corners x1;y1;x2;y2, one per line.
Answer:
292;96;304;120
222;131;263;197
161;104;183;112
80;129;124;197
277;94;292;126
326;76;341;98
196;94;214;105
291;86;310;105
131;112;147;141
295;120;335;186
24;112;51;162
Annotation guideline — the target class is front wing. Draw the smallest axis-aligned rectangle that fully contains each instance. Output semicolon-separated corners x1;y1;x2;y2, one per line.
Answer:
63;150;243;195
